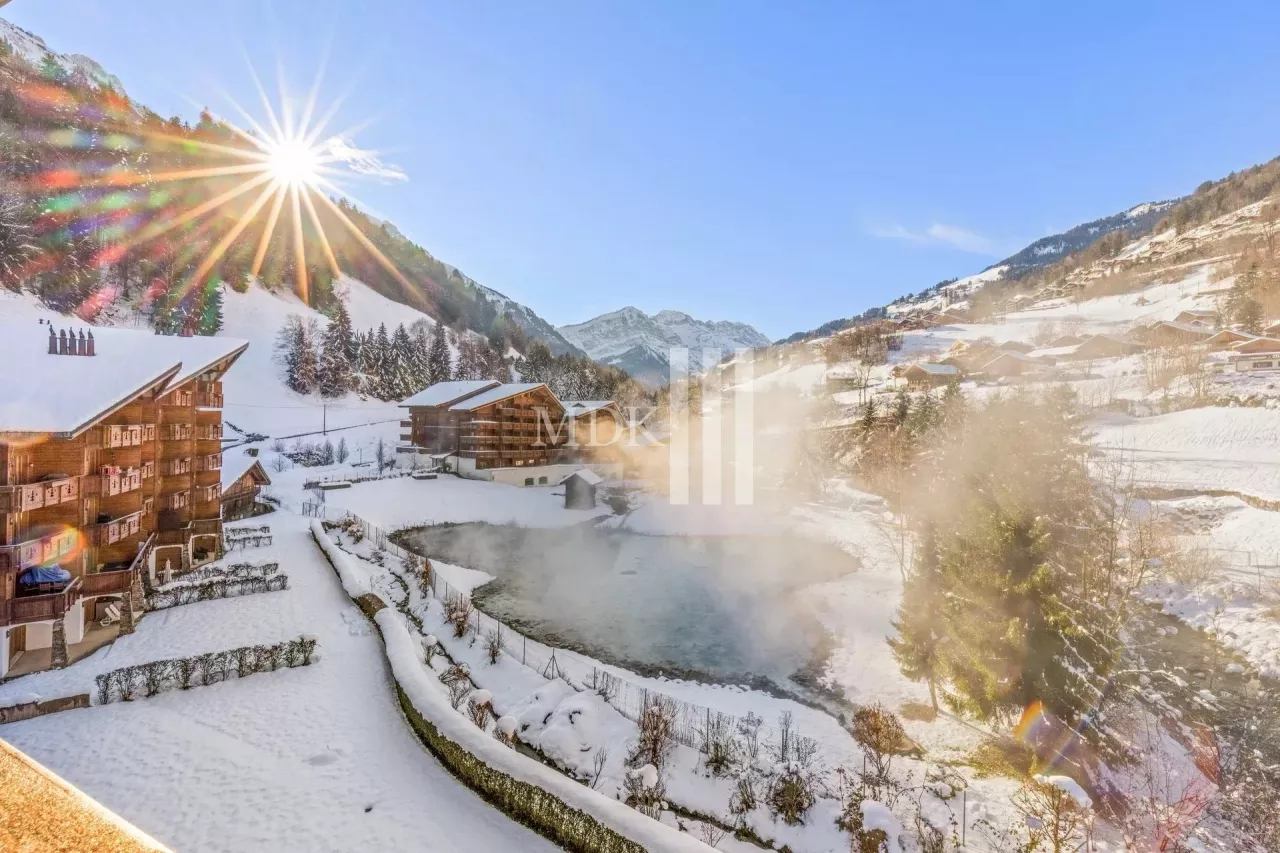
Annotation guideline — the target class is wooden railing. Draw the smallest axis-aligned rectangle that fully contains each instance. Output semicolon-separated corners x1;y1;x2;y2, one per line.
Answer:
82;567;134;597
196;453;222;472
161;490;190;512
102;423;149;449
87;510;143;546
0;527;80;573
141;460;155;479
163;390;194;408
0;577;82;627
93;467;142;497
195;391;223;408
196;424;223;441
162;458;193;476
197;484;221;503
162;424;193;441
0;476;81;513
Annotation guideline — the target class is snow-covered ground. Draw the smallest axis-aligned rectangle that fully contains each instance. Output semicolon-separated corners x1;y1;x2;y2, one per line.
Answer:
0;513;558;853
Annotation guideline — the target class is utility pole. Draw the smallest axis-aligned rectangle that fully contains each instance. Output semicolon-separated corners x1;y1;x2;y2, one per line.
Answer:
322;404;327;436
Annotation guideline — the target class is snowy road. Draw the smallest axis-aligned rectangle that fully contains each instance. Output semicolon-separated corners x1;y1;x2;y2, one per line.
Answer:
0;514;558;853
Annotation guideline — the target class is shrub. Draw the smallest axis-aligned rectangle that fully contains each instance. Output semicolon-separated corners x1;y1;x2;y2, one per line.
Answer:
485;627;504;665
853;703;908;792
623;764;666;820
469;689;493;728
628;694;678;771
768;765;817;825
729;773;758;816
697;711;738;776
445;592;474;639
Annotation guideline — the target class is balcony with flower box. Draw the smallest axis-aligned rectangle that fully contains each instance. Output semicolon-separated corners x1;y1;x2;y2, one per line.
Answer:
162;389;194;408
162;424;193;442
161;457;193;477
196;453;222;472
91;466;142;497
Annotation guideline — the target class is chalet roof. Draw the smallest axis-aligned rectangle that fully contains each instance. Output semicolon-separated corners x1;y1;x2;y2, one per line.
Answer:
449;382;560;412
562;400;617;417
997;340;1036;353
1204;329;1257;344
1176;309;1219;320
1149;320;1215;336
559;468;603;486
0;320;247;437
1027;344;1081;360
0;738;173;852
904;363;960;376
220;451;271;490
399;380;501;409
981;351;1043;367
1228;336;1280;353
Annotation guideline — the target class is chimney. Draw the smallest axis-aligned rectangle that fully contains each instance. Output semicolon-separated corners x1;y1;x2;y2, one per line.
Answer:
58;329;68;354
48;327;56;354
76;329;85;356
86;330;95;356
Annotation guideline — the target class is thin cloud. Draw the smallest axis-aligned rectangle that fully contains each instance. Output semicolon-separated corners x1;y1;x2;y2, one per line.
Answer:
869;221;997;255
323;135;408;183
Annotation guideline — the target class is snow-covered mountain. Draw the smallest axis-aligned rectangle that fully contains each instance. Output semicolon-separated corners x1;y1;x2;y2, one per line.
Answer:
558;307;771;384
0;18;124;91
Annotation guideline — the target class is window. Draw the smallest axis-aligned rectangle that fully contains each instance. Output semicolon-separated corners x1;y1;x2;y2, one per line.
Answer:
538;476;548;485
1257;361;1273;368
524;478;534;486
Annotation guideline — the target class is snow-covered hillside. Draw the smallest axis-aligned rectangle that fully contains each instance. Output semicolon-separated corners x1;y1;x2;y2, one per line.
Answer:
558;306;771;383
0;18;124;91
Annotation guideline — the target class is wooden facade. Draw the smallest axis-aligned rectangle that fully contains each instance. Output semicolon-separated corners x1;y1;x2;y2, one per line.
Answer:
220;459;271;521
0;329;245;676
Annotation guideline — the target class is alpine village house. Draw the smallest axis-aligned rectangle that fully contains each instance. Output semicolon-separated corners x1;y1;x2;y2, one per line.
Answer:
398;380;624;485
0;320;247;679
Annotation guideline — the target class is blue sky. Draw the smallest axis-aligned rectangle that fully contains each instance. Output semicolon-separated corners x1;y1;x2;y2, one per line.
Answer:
8;1;1280;339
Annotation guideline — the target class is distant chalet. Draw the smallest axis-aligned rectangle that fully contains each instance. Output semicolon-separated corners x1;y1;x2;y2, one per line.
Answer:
398;381;622;485
0;319;247;679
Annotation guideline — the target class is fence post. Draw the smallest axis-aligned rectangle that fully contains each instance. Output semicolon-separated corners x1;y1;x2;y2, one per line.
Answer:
523;636;527;666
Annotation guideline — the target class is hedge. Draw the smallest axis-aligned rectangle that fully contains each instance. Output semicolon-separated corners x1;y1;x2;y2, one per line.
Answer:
147;573;289;610
93;635;317;704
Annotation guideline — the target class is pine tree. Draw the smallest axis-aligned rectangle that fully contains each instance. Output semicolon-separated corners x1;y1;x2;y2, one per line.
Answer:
197;280;223;336
427;322;453;384
390;323;415;399
318;312;354;398
889;520;943;711
859;397;878;437
522;341;553;384
369;322;392;399
1238;297;1264;334
294;319;319;394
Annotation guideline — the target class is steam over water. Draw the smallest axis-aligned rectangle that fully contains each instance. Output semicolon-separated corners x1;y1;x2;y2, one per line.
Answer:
400;523;861;687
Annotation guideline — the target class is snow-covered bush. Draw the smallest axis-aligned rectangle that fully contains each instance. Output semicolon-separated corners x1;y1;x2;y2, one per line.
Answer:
1013;774;1093;853
852;703;908;796
484;626;504;664
423;634;438;666
495;715;519;747
768;761;817;826
445;591;474;638
628;694;678;771
696;710;738;776
147;573;288;610
469;689;494;728
623;764;666;820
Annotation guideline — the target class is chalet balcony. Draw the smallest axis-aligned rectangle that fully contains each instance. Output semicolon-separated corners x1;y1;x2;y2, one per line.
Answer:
162;424;194;442
195;391;224;408
0;476;81;513
0;528;80;573
0;577;82;627
141;460;155;479
196;424;223;441
82;566;134;597
197;484;221;503
160;490;190;512
87;510;143;547
400;420;412;428
102;424;152;449
155;516;219;544
196;453;222;472
90;467;142;497
161;458;193;477
162;390;194;408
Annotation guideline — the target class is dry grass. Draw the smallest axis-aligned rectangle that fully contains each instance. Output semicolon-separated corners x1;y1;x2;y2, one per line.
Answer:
966;738;1035;779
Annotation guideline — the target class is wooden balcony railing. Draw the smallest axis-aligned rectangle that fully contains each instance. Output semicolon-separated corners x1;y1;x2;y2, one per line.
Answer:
92;467;142;497
196;424;223;441
82;567;134;597
162;424;193;441
161;490;190;512
102;424;151;449
87;510;143;547
195;392;223;408
161;458;193;477
163;390;194;408
0;476;81;513
141;460;155;479
0;528;80;573
0;577;82;627
196;453;222;472
197;484;221;503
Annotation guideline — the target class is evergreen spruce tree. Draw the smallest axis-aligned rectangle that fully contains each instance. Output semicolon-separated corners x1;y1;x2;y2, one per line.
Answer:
889;520;943;711
859;397;878;437
390;323;415;399
427;322;453;384
370;322;392;399
521;341;553;384
197;280;223;336
318;313;354;398
294;319;319;395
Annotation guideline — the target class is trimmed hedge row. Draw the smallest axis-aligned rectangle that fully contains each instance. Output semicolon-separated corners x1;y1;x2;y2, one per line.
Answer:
148;573;289;610
168;561;281;585
394;684;646;853
93;635;317;704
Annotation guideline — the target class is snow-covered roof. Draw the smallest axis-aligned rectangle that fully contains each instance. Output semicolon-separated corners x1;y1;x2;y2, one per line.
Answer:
562;400;616;416
220;451;269;490
1150;320;1215;336
400;380;501;409
904;363;959;376
0;320;247;437
559;468;603;486
449;383;556;412
1027;344;1081;359
980;351;1043;368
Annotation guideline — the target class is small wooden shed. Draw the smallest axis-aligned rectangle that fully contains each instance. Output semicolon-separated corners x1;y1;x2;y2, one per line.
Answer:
560;469;602;510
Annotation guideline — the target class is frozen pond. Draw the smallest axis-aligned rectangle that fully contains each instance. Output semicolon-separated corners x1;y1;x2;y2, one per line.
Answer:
397;522;860;689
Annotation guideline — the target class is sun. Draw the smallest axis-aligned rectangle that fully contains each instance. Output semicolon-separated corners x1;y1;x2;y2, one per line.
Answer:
264;136;322;188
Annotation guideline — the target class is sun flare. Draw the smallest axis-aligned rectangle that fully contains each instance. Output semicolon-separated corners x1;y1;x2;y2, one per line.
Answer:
264;136;322;188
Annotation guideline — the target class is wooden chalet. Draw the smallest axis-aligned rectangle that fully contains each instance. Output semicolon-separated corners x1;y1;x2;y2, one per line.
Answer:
1204;329;1258;351
1072;334;1145;360
220;453;271;521
0;320;245;678
901;363;960;389
979;351;1049;378
1174;309;1220;326
1147;320;1216;347
1228;336;1280;355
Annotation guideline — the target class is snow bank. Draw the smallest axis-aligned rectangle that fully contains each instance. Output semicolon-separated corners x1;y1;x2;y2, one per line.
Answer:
309;522;705;852
374;607;708;852
310;519;371;598
860;800;904;850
